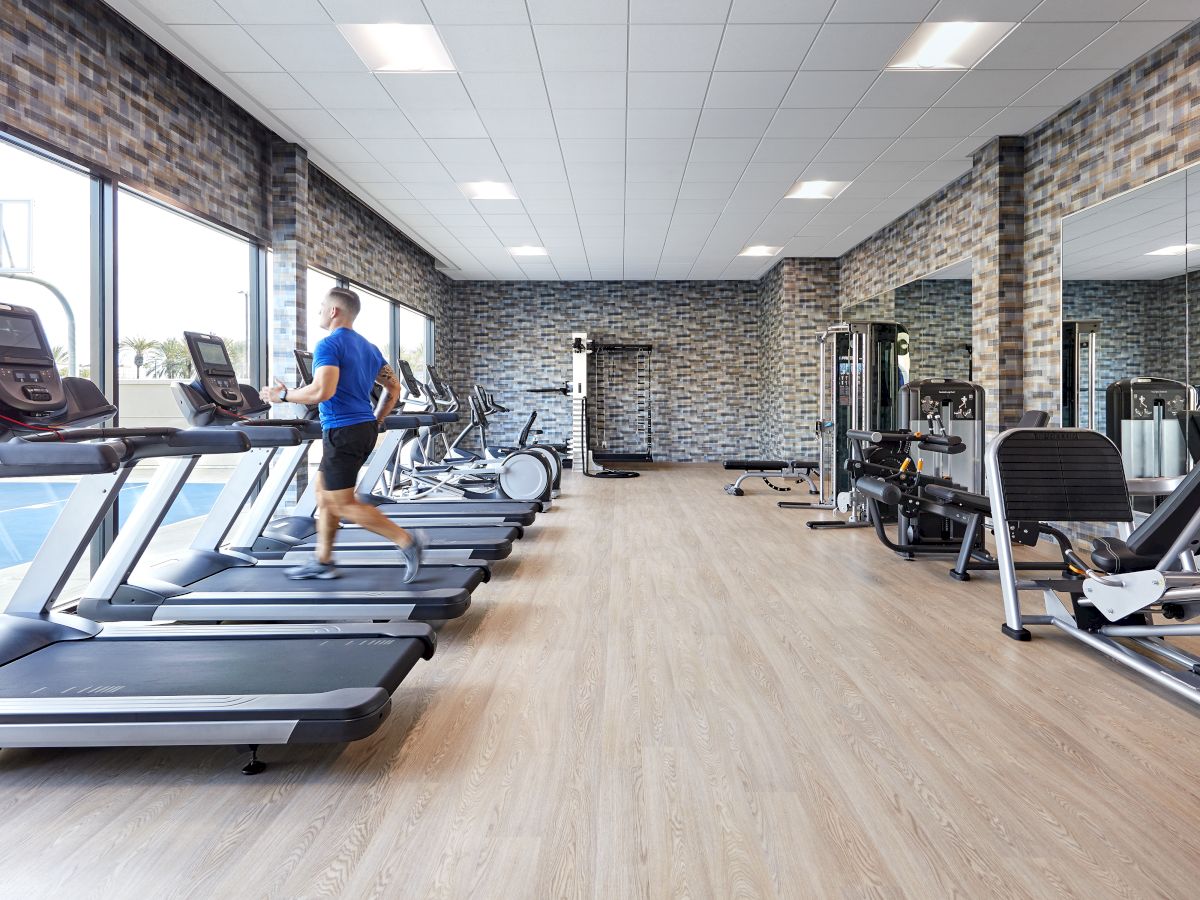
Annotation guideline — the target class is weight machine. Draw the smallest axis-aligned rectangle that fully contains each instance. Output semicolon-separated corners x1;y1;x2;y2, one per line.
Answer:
571;333;653;478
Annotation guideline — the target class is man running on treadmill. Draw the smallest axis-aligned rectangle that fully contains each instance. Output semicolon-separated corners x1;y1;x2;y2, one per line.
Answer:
262;287;423;582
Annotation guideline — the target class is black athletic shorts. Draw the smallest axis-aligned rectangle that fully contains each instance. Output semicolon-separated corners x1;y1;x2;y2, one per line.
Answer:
320;420;378;491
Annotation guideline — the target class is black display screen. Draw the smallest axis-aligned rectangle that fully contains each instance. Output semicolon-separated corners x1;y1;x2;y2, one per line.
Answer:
0;315;45;352
296;353;313;382
197;340;231;367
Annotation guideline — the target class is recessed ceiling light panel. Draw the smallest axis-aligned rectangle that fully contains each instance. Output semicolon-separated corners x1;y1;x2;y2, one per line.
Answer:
739;245;782;257
887;21;1015;71
339;24;455;72
785;180;851;200
461;181;518;200
1146;243;1199;256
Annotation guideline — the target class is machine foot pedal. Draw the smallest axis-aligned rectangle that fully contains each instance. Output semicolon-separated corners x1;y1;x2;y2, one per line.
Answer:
1001;624;1032;641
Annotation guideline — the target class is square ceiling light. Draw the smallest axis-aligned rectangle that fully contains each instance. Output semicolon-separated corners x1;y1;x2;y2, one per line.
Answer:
339;24;455;72
785;180;850;200
887;22;1015;71
739;245;781;257
461;181;518;200
1146;243;1200;256
509;246;549;257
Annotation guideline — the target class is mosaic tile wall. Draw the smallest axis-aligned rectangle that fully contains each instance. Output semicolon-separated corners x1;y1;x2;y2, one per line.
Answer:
1062;276;1189;426
441;280;760;461
757;258;840;458
1;0;271;241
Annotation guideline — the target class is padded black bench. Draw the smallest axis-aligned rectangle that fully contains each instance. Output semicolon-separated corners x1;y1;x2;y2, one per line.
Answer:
722;458;818;496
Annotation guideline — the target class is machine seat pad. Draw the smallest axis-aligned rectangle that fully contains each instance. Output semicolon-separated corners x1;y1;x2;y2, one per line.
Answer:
923;484;990;513
722;459;816;471
1090;537;1162;574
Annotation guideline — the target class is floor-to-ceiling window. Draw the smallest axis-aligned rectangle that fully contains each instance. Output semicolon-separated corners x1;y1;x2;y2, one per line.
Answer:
398;305;429;380
115;189;253;564
0;139;96;598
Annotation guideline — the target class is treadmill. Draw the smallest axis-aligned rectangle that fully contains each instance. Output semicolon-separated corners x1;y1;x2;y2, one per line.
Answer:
0;304;434;773
168;333;519;567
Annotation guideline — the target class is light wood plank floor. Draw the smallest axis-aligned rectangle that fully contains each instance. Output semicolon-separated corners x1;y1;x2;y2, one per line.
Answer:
3;463;1200;898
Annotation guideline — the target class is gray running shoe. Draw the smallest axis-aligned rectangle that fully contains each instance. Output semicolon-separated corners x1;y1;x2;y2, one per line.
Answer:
285;557;340;580
399;533;425;584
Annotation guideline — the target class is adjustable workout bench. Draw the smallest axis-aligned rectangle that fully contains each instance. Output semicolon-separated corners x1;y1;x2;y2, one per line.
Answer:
722;459;818;496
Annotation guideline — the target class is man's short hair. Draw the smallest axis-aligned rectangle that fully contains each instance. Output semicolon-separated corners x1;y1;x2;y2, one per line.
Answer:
327;287;361;320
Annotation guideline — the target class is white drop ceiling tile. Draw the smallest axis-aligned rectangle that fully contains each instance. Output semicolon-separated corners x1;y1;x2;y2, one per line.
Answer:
470;199;526;214
689;138;760;162
478;108;558;140
1014;69;1112;107
272;108;351;138
627;108;701;138
360;181;415;200
405;108;488;138
226;72;318;108
626;139;693;162
625;161;688;180
1127;0;1200;20
630;0;731;22
765;108;850;139
874;137;961;162
858;71;962;108
977;22;1113;70
520;196;578;213
628;25;725;71
835;180;899;199
566;161;627;181
1026;0;1144;20
1063;21;1191;69
139;0;232;23
826;0;935;21
626;182;682;199
704;71;793;109
377;74;473;110
217;0;331;23
799;160;868;179
750;137;824;163
330;108;420;138
780;71;876;108
460;73;549;109
933;69;1048;109
544;71;628;107
741;161;807;182
492;138;563;162
625;213;672;230
716;25;821;71
627;71;710;107
424;0;530;24
973;106;1060;136
887;180;948;200
858;160;927;180
674;197;726;214
696;107;774;138
360;140;437;163
513;181;574;198
337;161;394;181
625;197;677;214
293;73;395;108
917;158;973;181
560;140;627;162
801;24;918;70
684;161;749;180
319;1;431;23
441;160;510;181
170;25;282;71
526;0;627;23
507;160;569;181
402;181;462;198
834;107;925;138
926;0;1040;17
439;26;541;71
244;25;366;71
425;138;501;164
535;25;628;71
389;162;453;181
905;107;1002;138
530;212;581;227
819;197;882;215
420;198;479;215
555;109;627;139
307;138;374;162
381;198;430;215
811;137;893;162
435;213;488;228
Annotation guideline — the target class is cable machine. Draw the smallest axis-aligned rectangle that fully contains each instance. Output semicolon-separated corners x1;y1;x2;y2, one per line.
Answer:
570;333;653;478
780;321;909;529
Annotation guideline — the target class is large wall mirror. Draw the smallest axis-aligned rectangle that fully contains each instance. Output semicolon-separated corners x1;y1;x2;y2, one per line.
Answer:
1060;165;1198;483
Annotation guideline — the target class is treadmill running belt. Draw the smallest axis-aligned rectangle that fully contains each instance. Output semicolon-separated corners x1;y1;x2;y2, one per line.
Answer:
182;564;485;596
0;636;425;701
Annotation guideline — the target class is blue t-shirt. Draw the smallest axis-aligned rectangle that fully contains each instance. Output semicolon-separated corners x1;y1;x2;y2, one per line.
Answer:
312;327;386;430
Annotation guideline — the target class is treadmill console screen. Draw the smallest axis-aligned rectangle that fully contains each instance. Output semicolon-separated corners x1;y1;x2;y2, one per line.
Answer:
294;351;314;385
0;314;46;352
197;339;232;369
